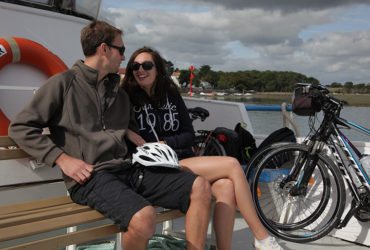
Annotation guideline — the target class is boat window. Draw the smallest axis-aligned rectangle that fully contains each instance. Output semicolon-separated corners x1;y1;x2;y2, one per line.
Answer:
0;0;101;20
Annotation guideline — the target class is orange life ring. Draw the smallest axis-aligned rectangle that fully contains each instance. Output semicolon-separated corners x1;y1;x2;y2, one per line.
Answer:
0;37;68;76
0;37;68;135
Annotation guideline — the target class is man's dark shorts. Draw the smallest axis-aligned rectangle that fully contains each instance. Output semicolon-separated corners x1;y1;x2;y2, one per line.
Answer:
68;166;198;231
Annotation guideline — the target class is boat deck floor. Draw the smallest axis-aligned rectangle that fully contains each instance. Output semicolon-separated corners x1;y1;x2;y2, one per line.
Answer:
161;211;369;250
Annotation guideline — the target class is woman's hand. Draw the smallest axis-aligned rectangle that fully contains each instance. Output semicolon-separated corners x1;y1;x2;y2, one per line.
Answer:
126;129;146;146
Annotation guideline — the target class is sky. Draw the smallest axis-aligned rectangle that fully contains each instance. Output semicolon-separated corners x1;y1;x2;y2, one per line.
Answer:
100;0;370;85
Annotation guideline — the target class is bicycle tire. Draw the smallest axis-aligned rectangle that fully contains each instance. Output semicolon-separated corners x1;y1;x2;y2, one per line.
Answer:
247;143;328;229
193;135;226;156
251;143;345;243
245;142;294;182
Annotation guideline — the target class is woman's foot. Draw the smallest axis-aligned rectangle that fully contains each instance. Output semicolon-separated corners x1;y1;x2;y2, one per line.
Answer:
253;236;283;250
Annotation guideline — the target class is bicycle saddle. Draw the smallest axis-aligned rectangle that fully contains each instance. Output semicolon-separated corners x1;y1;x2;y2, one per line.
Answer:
188;107;209;121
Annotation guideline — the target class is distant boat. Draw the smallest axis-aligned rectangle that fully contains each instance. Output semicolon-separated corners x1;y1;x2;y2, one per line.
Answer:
200;92;215;96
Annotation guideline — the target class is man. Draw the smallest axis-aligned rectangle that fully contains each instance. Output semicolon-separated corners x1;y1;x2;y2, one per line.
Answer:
8;21;211;250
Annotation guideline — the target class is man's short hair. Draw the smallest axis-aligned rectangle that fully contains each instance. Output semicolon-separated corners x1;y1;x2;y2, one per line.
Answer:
81;21;123;57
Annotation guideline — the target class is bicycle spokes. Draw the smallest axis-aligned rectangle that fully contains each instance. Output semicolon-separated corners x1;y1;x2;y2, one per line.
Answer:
252;145;345;242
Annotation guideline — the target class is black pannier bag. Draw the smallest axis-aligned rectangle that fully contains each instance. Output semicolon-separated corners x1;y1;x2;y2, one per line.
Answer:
292;83;321;116
213;127;240;159
234;123;258;164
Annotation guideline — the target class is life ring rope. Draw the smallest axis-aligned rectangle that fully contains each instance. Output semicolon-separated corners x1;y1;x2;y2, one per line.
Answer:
5;38;20;63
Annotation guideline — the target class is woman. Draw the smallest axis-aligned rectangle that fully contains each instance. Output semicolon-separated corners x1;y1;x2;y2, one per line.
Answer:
122;46;282;250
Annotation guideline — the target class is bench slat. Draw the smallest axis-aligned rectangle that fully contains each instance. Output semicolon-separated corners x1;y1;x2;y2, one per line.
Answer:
0;136;17;147
0;210;106;242
2;223;120;250
0;203;91;228
156;209;184;223
0;148;30;160
0;136;30;160
0;196;72;216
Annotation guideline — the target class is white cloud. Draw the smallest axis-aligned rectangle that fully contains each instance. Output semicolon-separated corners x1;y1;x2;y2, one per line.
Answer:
102;1;370;84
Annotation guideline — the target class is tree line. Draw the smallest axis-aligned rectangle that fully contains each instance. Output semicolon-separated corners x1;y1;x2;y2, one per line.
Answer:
165;61;370;93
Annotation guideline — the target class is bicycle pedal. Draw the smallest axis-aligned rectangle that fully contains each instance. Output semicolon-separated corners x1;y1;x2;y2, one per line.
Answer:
356;210;370;222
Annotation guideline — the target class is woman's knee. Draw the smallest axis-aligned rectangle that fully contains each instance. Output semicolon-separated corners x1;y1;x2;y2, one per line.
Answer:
128;206;156;239
191;176;212;202
223;156;243;175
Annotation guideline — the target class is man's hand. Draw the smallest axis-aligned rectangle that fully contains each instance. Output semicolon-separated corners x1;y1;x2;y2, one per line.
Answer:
126;129;146;146
55;153;94;185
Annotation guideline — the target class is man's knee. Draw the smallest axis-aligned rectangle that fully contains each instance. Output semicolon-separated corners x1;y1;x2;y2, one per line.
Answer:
212;178;236;205
191;176;212;203
128;206;156;239
212;178;235;198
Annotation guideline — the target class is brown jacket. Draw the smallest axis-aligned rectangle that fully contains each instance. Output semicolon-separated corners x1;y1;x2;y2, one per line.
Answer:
9;60;138;189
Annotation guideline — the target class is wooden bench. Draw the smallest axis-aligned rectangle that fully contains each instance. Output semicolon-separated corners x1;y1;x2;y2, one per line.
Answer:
0;136;185;250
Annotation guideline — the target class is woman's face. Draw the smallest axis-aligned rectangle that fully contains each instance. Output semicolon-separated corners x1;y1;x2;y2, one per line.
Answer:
132;52;157;95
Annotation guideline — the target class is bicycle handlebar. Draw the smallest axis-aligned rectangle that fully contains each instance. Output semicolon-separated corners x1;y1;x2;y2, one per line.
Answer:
304;84;345;114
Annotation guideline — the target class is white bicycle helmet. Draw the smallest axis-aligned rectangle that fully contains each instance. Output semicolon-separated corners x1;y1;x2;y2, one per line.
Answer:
132;142;181;169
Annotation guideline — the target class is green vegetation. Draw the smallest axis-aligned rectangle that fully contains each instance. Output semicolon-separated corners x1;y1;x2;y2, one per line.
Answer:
178;66;319;92
169;62;370;94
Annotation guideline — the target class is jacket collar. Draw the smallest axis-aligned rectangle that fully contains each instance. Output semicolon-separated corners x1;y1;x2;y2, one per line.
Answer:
73;60;121;88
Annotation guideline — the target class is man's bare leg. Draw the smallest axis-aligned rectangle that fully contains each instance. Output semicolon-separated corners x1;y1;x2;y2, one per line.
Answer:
122;206;156;250
212;179;236;250
185;176;212;250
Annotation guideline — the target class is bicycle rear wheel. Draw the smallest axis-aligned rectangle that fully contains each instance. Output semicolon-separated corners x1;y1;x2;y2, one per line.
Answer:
193;135;226;156
251;143;345;243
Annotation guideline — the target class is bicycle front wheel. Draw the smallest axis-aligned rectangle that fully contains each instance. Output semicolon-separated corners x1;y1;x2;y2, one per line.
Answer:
251;143;345;243
193;135;226;156
245;142;295;182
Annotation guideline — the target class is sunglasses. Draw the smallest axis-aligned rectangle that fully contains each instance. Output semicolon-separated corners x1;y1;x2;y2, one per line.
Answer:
106;43;125;55
132;61;154;71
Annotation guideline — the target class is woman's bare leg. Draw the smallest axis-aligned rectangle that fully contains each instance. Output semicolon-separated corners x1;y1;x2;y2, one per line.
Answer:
180;156;269;240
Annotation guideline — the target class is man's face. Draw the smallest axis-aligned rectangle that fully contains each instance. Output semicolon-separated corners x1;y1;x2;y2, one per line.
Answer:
107;34;125;73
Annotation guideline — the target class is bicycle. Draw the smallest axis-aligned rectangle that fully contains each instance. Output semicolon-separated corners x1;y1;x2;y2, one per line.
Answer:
187;107;226;156
248;84;369;243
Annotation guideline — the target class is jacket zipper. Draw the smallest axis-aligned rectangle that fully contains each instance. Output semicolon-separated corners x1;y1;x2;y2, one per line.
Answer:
93;86;106;131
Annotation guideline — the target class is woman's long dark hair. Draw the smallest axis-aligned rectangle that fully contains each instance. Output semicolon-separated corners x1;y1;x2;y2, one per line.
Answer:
122;46;180;107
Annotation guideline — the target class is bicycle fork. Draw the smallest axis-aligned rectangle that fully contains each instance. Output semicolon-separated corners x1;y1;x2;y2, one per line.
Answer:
286;141;323;196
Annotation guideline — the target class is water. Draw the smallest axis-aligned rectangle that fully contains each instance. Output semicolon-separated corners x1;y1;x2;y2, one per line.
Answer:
215;96;370;142
247;106;370;142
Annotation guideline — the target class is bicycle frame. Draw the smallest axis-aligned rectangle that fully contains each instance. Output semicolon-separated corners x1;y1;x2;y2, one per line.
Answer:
330;117;370;192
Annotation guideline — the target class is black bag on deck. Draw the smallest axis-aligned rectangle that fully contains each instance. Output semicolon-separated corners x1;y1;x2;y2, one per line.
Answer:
213;127;240;158
257;127;296;150
234;123;257;164
256;127;297;169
